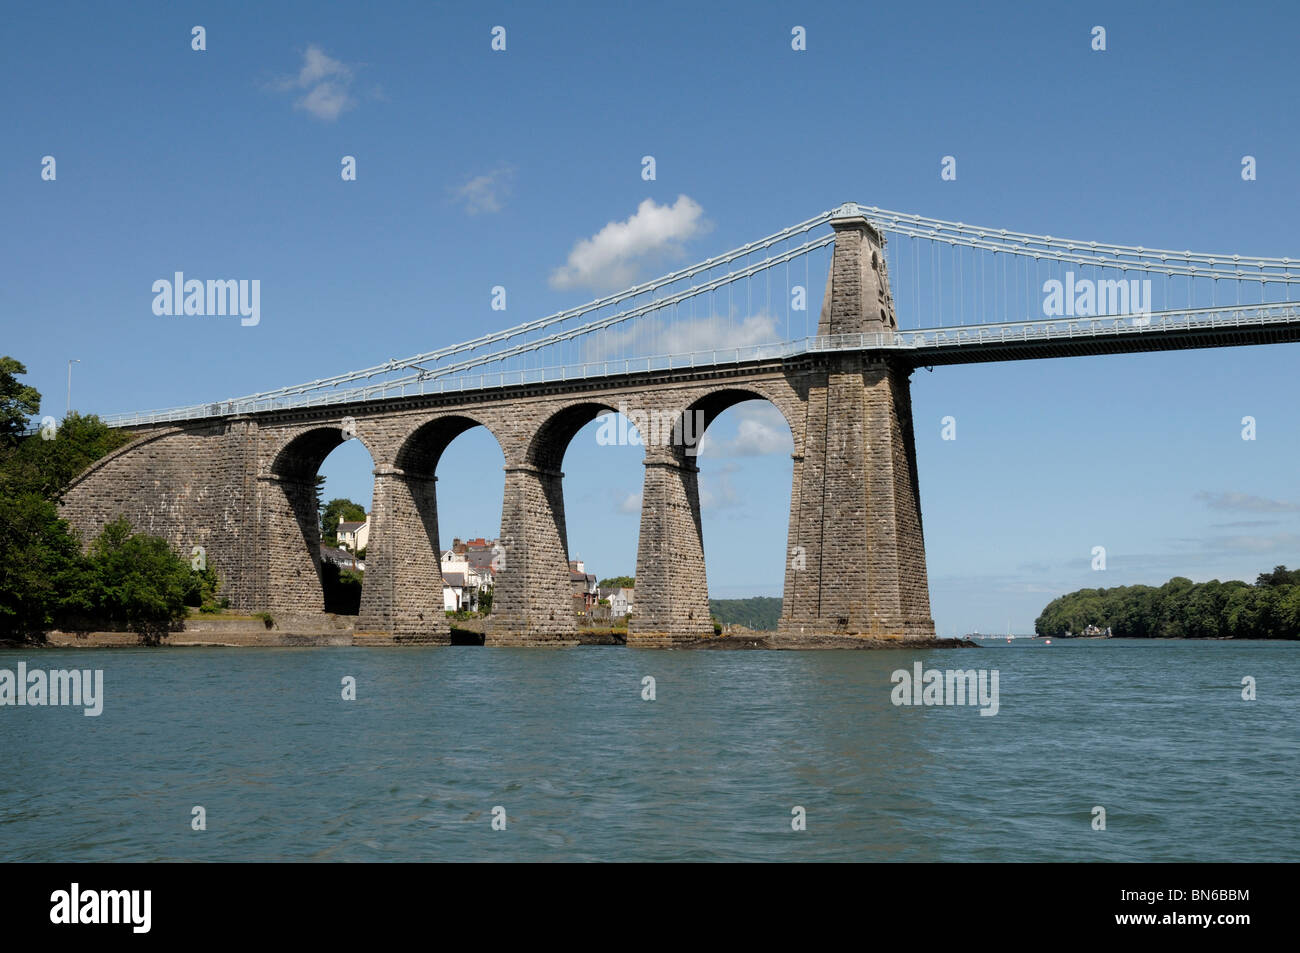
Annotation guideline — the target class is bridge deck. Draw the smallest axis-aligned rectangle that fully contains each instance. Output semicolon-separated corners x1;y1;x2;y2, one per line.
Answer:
98;304;1300;428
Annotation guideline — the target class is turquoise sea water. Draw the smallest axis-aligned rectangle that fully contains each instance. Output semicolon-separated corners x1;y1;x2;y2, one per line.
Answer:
1;639;1295;862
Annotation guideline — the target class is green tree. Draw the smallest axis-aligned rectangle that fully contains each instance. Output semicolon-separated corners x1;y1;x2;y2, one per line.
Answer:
320;497;365;547
0;356;41;444
183;560;226;612
1037;572;1295;640
1181;580;1230;639
1108;585;1158;637
598;575;635;589
1276;585;1300;637
0;411;132;502
313;474;326;529
83;518;193;645
709;596;782;631
1256;565;1300;588
0;493;85;641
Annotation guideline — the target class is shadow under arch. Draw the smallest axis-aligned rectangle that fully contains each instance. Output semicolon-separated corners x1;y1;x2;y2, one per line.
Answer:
525;400;625;556
525;400;624;473
628;386;796;645
357;413;507;641
263;424;378;616
674;386;798;461
395;414;504;475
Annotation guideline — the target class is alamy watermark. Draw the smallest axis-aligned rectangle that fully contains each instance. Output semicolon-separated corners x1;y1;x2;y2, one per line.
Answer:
595;402;706;454
152;272;260;326
50;884;150;933
891;662;999;716
1042;271;1152;321
0;663;103;716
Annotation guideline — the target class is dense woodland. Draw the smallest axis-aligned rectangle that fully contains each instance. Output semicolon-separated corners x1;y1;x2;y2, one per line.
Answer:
709;596;783;631
1034;568;1300;639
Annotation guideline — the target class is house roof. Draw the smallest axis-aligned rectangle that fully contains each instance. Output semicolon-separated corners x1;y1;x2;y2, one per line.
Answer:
320;546;358;565
465;550;495;570
337;520;366;533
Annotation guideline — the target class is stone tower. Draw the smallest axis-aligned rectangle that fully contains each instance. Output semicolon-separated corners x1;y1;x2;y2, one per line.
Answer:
779;203;935;639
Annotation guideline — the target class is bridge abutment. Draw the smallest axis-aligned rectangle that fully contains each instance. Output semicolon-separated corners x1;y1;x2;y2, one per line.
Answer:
258;471;328;616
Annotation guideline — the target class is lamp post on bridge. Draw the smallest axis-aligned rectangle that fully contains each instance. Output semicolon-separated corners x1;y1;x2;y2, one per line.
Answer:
66;358;81;417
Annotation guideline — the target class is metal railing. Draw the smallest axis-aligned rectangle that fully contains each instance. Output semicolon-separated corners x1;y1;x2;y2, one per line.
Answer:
99;302;1300;428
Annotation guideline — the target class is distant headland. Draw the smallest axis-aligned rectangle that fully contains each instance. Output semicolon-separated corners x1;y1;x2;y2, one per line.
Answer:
1035;567;1300;640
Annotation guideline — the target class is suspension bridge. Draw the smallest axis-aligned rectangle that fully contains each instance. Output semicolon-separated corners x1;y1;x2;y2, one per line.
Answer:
63;202;1300;646
102;202;1300;427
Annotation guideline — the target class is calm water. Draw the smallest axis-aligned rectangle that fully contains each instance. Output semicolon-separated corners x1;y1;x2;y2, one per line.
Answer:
1;640;1296;862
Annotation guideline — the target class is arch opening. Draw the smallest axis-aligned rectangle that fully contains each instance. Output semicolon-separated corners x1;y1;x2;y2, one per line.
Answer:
545;402;647;634
389;415;504;635
682;389;796;636
267;426;376;615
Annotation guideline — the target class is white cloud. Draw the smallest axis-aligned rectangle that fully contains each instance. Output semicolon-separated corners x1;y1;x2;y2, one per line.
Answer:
1208;532;1300;554
1194;491;1300;513
616;491;642;514
274;45;357;121
730;416;791;456
453;167;514;215
660;313;779;354
550;196;711;292
698;403;792;458
297;46;350;86
699;473;741;509
582;312;782;364
297;81;353;121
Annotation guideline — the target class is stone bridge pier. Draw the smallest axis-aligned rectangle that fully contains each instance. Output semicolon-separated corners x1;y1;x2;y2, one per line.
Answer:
58;205;935;646
628;445;710;645
356;464;444;640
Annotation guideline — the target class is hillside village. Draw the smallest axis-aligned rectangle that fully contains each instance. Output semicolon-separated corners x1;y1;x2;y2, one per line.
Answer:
320;513;635;621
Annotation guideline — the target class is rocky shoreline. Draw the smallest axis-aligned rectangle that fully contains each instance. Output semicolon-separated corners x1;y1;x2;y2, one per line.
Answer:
5;615;978;650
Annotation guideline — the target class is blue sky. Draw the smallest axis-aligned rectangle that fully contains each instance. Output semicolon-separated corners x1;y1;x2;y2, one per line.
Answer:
4;0;1300;633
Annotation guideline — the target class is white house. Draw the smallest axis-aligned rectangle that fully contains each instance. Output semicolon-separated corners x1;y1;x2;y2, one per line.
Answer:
598;586;634;617
337;516;370;553
442;549;490;611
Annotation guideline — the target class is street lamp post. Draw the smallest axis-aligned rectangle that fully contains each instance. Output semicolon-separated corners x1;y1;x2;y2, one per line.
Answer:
67;359;81;417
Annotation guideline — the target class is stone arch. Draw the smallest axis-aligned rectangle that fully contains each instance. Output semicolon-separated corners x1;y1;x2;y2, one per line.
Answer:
489;397;645;643
356;412;508;641
670;385;798;459
256;423;377;616
395;412;505;476
266;424;378;481
629;384;798;646
524;399;623;473
259;423;379;617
